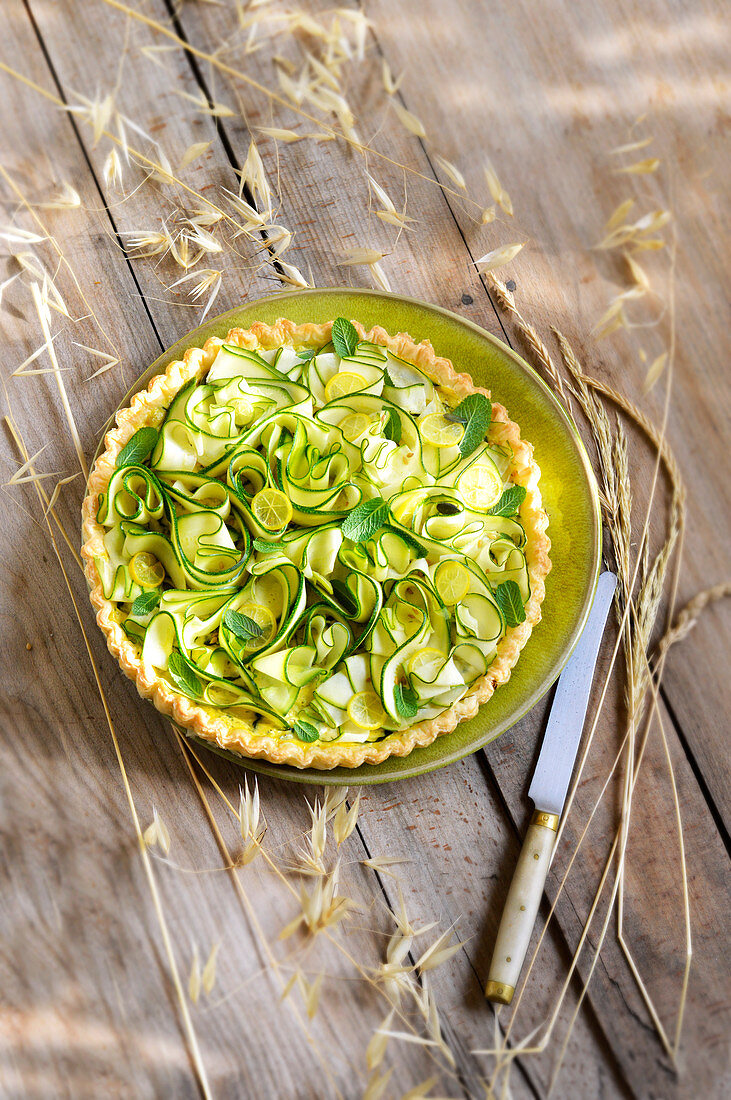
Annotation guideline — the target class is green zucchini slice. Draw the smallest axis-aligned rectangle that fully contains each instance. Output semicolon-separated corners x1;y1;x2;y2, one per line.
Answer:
95;326;537;746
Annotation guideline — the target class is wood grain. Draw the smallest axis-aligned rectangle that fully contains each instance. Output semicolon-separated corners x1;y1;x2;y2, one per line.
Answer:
361;0;731;829
0;0;728;1098
0;6;444;1096
7;3;617;1095
151;0;731;1093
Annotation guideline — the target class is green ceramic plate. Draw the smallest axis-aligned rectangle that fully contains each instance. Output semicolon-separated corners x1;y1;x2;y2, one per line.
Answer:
92;288;601;785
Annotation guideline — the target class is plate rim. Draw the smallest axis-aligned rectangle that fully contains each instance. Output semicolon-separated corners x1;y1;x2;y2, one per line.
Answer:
89;287;602;785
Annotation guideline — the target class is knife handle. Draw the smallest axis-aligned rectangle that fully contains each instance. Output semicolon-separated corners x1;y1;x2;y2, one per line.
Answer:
485;810;558;1005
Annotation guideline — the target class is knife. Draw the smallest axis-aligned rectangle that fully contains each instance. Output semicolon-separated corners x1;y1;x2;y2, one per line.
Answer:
485;570;617;1005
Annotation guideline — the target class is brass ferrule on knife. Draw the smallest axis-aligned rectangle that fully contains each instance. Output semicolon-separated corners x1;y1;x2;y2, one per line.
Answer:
484;980;514;1005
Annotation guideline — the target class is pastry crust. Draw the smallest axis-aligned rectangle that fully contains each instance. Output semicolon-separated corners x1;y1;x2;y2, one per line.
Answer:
82;319;551;769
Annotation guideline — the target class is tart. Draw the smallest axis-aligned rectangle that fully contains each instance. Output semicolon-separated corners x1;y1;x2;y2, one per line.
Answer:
81;318;551;769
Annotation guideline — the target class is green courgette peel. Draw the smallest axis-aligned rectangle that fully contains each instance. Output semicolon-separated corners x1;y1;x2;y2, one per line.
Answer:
94;326;533;746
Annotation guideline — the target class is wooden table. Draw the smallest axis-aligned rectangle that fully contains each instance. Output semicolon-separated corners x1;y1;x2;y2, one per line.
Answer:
1;2;728;1097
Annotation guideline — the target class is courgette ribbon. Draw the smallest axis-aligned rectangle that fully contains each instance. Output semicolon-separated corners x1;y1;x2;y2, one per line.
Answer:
96;338;532;744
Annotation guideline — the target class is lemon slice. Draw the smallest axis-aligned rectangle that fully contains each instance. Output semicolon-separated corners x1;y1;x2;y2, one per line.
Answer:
419;413;464;448
406;647;445;682
434;560;471;605
456;460;502;511
129;551;164;588
251;488;293;530
347;689;387;730
339;412;371;441
238;602;277;650
324;372;367;402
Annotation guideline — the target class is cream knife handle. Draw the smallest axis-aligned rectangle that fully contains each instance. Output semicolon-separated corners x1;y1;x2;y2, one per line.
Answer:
485;810;558;1005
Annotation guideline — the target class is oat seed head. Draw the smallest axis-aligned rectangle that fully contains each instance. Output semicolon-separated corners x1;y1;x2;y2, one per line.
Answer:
36;182;81;210
475;242;525;272
363;1068;394;1100
615;157;661;175
202;941;220;996
643;352;668;393
180;141;213;169
392;101;427;139
434;155;466;191
333;793;360;845
188;943;201;1004
367;1009;395;1070
381;58;404;96
143;807;171;855
103;148;123;189
484;161;513;216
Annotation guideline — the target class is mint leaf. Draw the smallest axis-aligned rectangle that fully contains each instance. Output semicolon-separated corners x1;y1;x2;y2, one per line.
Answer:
116;426;158;468
341;497;391;542
223;608;264;641
253;537;287;554
445;394;490;424
487;485;526;516
296;348;316;360
168;651;203;698
130;590;160;617
494;580;526;627
459;417;490;457
445;394;492;458
292;719;320;743
394;682;418;719
331;317;359;359
383;408;402;444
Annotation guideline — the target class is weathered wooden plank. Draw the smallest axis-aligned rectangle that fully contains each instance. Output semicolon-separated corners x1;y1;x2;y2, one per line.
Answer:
106;0;509;336
2;0;725;1095
483;649;731;1099
136;2;730;1095
19;0;277;351
0;384;451;1086
353;749;634;1100
360;0;731;828
1;6;540;1091
4;8;655;1100
87;2;645;1095
128;0;729;829
0;9;451;1097
4;3;549;1096
0;667;450;1097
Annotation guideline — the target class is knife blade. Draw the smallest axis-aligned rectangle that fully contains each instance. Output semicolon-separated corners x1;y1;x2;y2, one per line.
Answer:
528;570;617;816
485;570;617;1005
